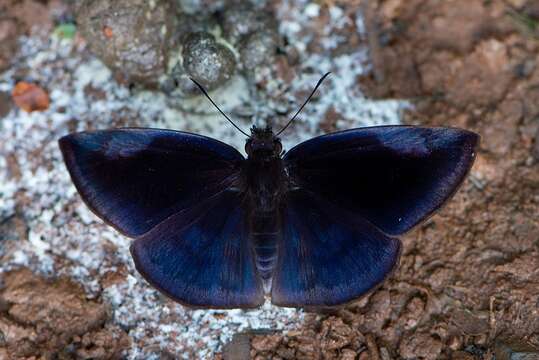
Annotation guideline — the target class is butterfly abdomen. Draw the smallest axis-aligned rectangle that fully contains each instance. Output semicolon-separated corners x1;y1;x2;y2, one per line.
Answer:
251;211;280;290
243;152;286;292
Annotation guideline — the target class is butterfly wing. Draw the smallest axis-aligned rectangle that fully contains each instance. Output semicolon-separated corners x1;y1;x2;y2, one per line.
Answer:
59;128;244;237
131;190;264;308
271;189;401;307
283;126;478;236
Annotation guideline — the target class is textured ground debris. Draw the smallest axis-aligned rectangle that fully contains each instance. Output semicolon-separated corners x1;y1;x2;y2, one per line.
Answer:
0;269;129;359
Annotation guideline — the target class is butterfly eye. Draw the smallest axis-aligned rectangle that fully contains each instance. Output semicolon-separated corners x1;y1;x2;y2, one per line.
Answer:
274;141;283;154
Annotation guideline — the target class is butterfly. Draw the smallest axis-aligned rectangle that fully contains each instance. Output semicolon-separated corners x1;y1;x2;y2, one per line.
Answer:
59;74;479;308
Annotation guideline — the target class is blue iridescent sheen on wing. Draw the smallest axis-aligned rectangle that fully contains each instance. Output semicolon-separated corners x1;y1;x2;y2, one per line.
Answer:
59;128;244;237
271;190;401;307
284;126;478;236
131;190;264;308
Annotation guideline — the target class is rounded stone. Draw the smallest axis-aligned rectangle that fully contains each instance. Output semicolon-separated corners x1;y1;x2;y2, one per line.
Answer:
182;32;236;90
76;0;176;86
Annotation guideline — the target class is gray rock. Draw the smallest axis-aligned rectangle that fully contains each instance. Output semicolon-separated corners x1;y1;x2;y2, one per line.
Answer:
77;0;176;86
182;32;236;91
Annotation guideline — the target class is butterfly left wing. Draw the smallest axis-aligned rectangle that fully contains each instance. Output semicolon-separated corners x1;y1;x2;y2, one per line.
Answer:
283;126;478;236
271;189;401;307
131;190;264;308
59;128;244;237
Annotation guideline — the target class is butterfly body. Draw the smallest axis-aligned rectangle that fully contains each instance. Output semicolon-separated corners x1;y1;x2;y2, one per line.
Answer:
60;125;478;308
243;126;285;289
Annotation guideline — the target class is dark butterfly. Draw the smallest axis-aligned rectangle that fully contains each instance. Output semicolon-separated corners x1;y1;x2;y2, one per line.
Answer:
59;75;478;309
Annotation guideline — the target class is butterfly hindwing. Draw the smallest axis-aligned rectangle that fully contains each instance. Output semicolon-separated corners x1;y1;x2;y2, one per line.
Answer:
271;189;401;307
284;126;478;236
59;128;244;237
131;190;264;308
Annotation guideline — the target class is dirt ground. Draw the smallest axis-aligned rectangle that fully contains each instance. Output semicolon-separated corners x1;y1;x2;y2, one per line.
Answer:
0;0;538;359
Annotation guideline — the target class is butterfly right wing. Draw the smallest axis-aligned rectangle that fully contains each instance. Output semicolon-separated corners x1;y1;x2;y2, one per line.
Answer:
283;126;478;236
59;128;244;237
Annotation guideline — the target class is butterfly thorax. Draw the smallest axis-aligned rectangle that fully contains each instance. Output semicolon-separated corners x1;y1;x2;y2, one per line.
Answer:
244;126;286;211
244;126;287;290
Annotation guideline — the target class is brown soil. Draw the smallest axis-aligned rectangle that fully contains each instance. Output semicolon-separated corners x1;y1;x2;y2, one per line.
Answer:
246;0;539;359
0;269;129;359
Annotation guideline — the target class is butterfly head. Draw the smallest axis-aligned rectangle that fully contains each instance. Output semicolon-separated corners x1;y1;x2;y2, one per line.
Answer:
245;125;283;159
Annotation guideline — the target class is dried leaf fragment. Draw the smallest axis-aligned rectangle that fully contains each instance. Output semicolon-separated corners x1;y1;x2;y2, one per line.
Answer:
11;82;50;112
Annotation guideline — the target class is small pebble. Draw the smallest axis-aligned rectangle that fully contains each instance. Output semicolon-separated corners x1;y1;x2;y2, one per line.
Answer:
240;30;279;71
182;32;236;90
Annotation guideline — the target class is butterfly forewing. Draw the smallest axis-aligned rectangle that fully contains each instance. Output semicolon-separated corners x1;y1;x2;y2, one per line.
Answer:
59;128;244;237
283;126;479;236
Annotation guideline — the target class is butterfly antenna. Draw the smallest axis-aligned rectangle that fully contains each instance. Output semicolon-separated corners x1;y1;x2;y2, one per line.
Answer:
190;77;251;138
276;72;331;136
